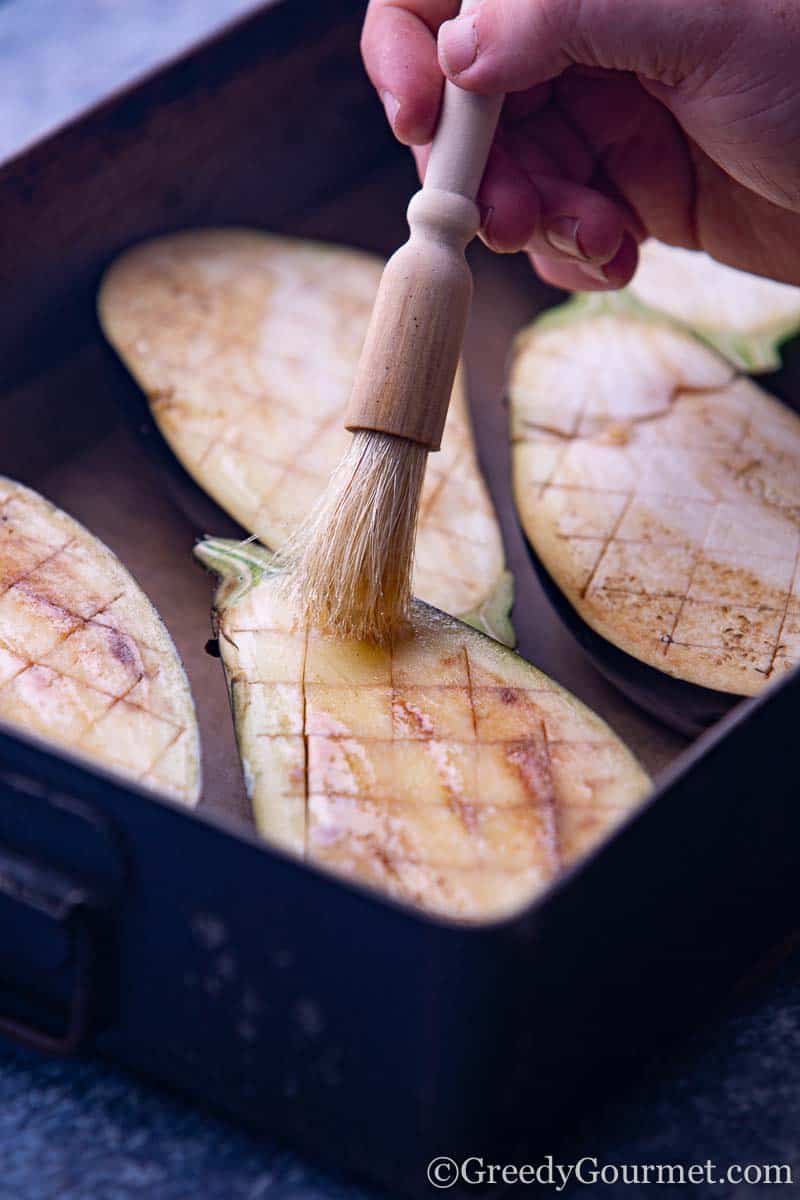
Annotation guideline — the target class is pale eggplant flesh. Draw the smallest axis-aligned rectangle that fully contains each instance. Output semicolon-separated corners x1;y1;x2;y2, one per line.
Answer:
0;477;201;802
98;230;514;646
196;537;650;921
627;240;800;374
525;542;737;737
511;299;800;704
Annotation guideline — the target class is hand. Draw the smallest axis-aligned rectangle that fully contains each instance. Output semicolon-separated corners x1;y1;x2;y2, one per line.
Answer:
361;0;800;290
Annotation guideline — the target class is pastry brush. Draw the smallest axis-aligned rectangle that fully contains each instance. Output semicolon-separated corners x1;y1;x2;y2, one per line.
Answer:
283;0;502;643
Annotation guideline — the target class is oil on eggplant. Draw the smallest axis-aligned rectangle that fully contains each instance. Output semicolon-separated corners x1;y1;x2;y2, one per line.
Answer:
196;537;650;921
0;477;201;801
510;298;800;730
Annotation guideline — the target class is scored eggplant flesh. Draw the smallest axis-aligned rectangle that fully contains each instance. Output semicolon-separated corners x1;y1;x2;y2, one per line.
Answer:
511;301;800;697
196;538;649;921
0;477;200;802
627;239;800;373
98;230;513;646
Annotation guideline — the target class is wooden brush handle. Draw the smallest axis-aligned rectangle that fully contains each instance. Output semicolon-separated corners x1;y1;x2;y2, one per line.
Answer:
346;0;503;451
425;0;502;199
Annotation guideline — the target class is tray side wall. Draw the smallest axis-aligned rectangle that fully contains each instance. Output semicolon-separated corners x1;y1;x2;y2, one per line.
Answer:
0;4;799;1198
0;0;393;393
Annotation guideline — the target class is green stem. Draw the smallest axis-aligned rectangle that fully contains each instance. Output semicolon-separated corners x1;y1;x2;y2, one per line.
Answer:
195;537;277;605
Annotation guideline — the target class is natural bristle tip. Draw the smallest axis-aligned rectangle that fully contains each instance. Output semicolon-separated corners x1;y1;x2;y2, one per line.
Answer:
276;431;428;644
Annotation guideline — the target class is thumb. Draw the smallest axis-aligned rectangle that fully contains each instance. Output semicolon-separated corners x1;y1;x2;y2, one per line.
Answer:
437;0;730;94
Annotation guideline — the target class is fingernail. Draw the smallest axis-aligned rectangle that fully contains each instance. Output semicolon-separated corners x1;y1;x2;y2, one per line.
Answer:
544;217;590;261
439;15;479;77
381;89;400;130
477;202;495;244
578;261;610;284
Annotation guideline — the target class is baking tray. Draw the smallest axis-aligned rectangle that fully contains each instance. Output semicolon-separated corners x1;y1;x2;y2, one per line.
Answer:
0;2;798;1195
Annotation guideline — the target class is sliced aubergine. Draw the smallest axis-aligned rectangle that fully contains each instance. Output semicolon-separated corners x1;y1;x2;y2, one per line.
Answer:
98;230;513;646
0;478;200;802
510;300;800;708
626;239;800;373
196;538;649;921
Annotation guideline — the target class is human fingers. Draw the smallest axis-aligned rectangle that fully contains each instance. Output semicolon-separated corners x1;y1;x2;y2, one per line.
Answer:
361;0;458;144
477;141;634;268
436;0;732;95
530;232;640;291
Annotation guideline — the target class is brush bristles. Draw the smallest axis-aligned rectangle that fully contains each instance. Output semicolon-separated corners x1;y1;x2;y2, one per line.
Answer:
278;431;428;644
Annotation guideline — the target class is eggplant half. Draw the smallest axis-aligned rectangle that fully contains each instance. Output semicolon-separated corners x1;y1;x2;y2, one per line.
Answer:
627;239;800;373
196;537;649;921
99;230;513;646
510;299;800;710
0;478;200;802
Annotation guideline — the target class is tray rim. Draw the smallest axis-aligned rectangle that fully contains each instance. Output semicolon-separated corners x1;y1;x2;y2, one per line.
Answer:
1;9;799;1193
0;1;273;174
0;0;797;934
0;640;791;937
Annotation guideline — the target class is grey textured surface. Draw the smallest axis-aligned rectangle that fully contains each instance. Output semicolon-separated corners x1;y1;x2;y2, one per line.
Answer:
0;0;265;159
0;1047;376;1200
0;2;798;1198
1;945;799;1198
